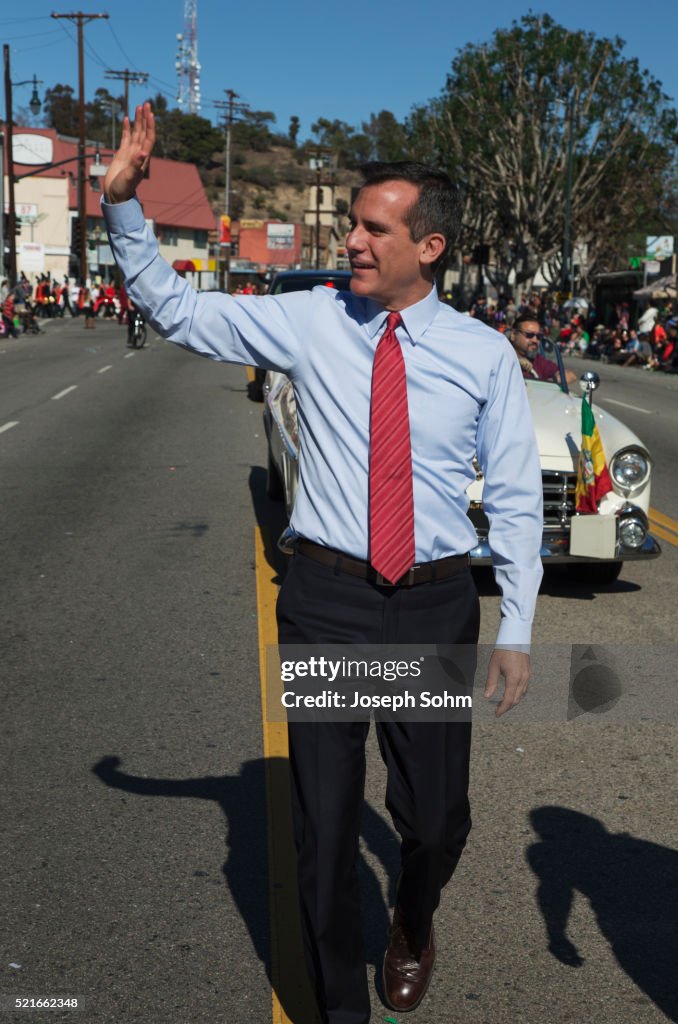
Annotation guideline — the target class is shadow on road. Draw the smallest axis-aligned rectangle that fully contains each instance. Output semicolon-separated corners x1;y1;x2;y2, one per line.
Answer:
92;751;400;1023
528;805;678;1021
473;565;641;599
248;465;289;584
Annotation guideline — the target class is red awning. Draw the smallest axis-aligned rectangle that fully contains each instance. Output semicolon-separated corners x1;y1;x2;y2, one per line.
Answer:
172;260;196;272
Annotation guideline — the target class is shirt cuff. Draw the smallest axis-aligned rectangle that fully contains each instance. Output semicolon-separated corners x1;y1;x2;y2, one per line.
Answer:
495;616;533;652
100;194;146;232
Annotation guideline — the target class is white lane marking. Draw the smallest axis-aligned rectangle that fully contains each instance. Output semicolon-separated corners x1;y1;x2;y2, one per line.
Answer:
598;397;653;415
51;385;78;401
0;421;19;434
98;364;113;374
124;352;136;359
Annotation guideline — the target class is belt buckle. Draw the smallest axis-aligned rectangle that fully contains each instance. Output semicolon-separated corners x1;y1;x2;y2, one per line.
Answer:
375;566;418;587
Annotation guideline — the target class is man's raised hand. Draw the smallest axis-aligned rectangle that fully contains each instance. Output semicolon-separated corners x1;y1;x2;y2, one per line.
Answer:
104;102;155;205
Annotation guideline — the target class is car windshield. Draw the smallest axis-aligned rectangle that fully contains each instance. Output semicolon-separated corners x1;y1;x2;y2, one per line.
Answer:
270;273;352;294
533;335;570;394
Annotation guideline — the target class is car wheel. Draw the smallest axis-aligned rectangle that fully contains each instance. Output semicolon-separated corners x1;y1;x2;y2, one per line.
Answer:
266;450;284;501
566;561;622;585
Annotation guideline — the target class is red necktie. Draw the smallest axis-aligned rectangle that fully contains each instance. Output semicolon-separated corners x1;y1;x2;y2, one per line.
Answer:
369;311;416;583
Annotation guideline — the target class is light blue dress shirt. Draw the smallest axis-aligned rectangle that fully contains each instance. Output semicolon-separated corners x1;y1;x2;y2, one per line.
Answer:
103;197;544;646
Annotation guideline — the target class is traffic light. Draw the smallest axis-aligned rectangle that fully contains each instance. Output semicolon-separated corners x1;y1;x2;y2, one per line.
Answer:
3;213;21;237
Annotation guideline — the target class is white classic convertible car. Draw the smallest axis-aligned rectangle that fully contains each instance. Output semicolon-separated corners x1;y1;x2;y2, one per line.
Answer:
263;282;660;584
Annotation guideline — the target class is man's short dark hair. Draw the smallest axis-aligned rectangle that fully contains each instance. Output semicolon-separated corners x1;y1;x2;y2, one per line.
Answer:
359;161;461;274
513;313;544;332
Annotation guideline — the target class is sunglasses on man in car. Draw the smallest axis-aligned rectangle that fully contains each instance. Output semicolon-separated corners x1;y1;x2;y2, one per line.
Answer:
516;329;544;340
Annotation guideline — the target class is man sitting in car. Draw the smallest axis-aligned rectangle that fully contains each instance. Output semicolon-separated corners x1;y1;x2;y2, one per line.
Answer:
510;315;577;385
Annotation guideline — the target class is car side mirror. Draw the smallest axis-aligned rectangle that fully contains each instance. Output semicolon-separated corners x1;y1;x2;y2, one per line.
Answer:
580;370;600;405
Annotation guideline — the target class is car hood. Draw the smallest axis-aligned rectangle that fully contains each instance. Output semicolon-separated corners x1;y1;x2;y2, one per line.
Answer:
525;380;648;471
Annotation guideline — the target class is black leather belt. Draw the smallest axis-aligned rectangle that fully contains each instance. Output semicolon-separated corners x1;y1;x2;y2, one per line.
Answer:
296;540;470;587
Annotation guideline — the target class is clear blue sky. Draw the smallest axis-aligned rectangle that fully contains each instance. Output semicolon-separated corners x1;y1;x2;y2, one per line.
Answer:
2;1;677;139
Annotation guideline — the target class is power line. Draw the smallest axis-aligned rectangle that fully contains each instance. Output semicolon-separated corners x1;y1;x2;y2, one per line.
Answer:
51;11;109;284
105;69;149;118
15;38;69;56
55;17;111;73
0;28;64;41
82;34;111;71
105;21;140;72
0;16;53;24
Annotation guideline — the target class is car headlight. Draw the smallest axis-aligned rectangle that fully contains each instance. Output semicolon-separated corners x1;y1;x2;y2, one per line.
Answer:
618;505;648;549
609;447;651;496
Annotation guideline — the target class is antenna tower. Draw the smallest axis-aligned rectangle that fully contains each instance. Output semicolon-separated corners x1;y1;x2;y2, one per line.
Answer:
175;0;201;114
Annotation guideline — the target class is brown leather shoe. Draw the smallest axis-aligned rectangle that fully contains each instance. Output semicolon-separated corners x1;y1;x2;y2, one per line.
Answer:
383;907;435;1012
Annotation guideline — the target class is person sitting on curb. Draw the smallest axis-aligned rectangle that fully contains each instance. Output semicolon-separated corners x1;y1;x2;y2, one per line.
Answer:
613;329;646;367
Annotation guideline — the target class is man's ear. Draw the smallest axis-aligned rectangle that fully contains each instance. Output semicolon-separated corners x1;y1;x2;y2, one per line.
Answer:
420;232;446;267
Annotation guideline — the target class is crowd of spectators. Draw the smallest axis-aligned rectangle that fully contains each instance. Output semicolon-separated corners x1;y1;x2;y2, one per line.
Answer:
0;273;135;337
4;273;676;374
440;288;678;374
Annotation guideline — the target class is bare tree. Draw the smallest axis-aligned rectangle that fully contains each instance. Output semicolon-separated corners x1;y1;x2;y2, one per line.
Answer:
406;14;678;295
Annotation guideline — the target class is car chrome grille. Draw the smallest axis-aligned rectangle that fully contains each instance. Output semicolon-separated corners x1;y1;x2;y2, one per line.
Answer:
542;471;577;530
469;471;578;538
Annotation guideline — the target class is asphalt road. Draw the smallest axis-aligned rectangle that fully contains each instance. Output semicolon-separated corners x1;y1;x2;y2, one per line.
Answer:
1;320;676;1024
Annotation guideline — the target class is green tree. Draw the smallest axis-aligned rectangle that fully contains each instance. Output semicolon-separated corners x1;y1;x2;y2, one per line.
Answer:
149;96;222;167
43;83;78;136
288;115;300;147
362;110;408;162
310;118;371;169
233;109;276;152
85;87;124;147
407;14;678;291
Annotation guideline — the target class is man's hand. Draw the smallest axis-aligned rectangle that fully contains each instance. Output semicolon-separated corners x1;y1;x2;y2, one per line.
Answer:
484;649;531;717
104;102;155;205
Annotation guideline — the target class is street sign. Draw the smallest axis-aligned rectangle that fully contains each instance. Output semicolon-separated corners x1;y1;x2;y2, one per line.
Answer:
19;242;44;272
12;134;53;166
645;236;674;261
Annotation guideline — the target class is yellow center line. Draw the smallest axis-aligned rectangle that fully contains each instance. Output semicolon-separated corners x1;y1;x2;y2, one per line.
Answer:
649;506;678;536
648;520;678;548
255;527;316;1024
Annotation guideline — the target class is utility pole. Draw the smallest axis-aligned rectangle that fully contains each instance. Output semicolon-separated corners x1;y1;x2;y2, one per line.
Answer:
51;12;108;284
306;149;333;269
2;53;42;285
213;89;248;291
3;45;17;286
105;69;149;119
315;161;322;270
0;129;4;282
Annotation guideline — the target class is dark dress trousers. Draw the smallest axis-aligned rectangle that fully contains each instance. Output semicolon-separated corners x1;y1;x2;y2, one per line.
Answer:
277;549;480;1024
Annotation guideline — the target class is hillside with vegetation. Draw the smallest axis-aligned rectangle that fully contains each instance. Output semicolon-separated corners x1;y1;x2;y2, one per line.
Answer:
38;84;404;224
149;98;408;224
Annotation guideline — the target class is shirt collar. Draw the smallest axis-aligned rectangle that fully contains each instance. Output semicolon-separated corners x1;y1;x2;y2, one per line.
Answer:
362;285;441;345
